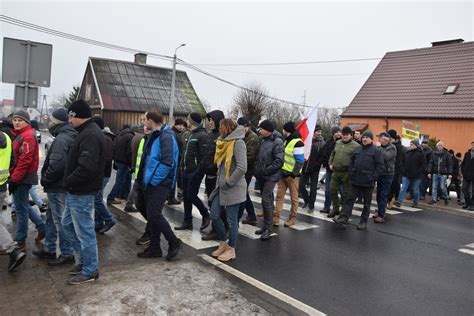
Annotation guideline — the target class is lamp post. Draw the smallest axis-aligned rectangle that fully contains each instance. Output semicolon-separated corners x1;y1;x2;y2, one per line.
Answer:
169;43;186;125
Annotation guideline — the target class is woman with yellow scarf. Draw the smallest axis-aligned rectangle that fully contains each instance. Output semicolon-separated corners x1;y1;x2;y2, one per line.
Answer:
208;119;247;261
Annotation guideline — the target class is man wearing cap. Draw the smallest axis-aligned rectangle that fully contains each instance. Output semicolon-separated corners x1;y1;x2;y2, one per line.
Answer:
9;110;45;249
427;141;452;205
334;131;384;230
300;125;325;213
175;112;210;231
273;122;305;227
62;99;105;285
373;132;397;223
395;139;426;208
328;126;360;218
254;120;284;240
0;127;27;272
387;130;404;209
319;126;342;213
33;108;76;266
461;141;474;210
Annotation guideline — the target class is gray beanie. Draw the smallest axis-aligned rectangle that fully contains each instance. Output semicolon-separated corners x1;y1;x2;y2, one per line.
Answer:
13;110;31;124
410;139;420;148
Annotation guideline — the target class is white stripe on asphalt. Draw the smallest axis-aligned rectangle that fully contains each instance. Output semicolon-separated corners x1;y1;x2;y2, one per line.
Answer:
458;248;474;256
199;254;326;316
464;243;474;249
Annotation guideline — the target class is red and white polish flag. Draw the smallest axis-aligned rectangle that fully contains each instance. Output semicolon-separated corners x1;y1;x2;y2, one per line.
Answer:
296;105;319;160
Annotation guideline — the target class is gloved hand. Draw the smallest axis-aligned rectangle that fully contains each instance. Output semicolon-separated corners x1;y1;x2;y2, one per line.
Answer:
8;180;17;195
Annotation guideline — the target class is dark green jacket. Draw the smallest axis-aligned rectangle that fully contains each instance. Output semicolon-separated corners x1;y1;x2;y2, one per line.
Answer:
244;128;260;177
329;139;360;172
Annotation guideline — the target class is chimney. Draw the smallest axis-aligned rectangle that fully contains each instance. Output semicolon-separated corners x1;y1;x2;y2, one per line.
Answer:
134;53;147;65
431;39;464;47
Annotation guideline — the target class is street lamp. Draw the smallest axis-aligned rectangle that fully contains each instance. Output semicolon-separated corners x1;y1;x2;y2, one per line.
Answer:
169;43;186;125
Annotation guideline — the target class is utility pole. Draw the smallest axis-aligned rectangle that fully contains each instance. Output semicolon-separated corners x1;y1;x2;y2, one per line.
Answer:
169;43;186;125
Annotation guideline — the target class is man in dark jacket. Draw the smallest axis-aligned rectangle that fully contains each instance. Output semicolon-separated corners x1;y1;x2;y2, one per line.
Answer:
319;126;342;213
167;119;186;205
395;139;426;208
461;141;474;210
300;125;325;213
449;150;462;204
33;108;76;266
92;117;115;234
107;124;134;205
387;130;404;209
62;99;105;285
125;124;144;213
254;120;284;240
420;140;433;199
137;110;183;260
373;132;397;223
237;117;260;225
334;131;384;230
203;110;225;196
175;112;210;231
427;141;453;205
9;110;45;249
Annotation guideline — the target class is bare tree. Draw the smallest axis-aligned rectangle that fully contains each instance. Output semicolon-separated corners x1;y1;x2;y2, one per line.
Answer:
262;101;301;131
229;82;271;127
317;107;342;140
200;98;212;113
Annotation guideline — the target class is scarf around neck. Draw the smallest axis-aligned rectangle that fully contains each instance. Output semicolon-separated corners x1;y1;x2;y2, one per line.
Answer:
214;139;236;179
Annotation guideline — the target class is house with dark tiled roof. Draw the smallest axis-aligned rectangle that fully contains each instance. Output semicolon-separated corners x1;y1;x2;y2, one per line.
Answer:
341;39;474;154
77;53;206;132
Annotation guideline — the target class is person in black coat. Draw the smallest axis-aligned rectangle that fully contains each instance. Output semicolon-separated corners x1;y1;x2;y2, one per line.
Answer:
319;126;342;213
62;99;104;284
203;110;225;196
461;141;474;210
427;142;453;205
334;131;384;230
395;139;426;208
387;131;405;208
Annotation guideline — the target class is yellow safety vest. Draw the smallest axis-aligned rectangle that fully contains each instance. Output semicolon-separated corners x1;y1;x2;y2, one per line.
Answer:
282;138;303;172
135;138;145;175
0;132;12;185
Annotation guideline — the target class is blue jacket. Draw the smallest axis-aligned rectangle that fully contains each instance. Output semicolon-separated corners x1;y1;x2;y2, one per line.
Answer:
143;124;179;188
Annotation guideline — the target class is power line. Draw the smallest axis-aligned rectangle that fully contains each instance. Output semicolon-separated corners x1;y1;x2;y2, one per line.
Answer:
199;66;371;77
191;57;382;67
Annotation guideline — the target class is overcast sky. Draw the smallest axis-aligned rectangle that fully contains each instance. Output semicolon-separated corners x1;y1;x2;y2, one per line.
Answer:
1;1;472;113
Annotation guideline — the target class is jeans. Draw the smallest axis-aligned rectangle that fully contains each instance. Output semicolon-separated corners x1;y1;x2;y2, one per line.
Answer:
45;192;73;256
238;175;256;221
0;191;17;253
397;177;421;205
95;177;115;229
210;194;240;248
13;184;45;242
62;194;98;276
300;169;320;209
462;179;473;206
182;172;209;223
341;184;374;223
107;162;132;201
29;185;43;207
324;170;333;209
145;185;179;252
432;174;448;201
377;175;393;217
125;179;137;208
260;181;277;230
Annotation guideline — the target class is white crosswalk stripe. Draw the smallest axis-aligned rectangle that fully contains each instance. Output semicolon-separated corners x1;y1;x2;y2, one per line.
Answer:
458;243;474;256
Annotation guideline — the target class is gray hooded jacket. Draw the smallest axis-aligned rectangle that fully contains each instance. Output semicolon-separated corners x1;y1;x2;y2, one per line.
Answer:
209;125;247;206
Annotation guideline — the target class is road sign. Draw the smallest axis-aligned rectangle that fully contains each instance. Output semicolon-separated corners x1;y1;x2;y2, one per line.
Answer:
2;37;53;87
14;85;38;108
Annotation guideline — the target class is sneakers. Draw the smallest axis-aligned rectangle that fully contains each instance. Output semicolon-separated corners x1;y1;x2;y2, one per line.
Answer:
357;222;367;230
260;229;272;241
201;230;218;241
327;210;340;218
68;272;99;285
394;201;401;208
16;242;26;251
166;239;183;261
48;255;75;266
137;247;163;258
333;216;348;225
69;264;83;275
308;207;314;214
200;216;211;231
136;233;151;245
98;221;116;234
8;248;26;272
373;216;385;223
32;249;56;260
254;228;265;235
428;199;437;205
174;221;193;230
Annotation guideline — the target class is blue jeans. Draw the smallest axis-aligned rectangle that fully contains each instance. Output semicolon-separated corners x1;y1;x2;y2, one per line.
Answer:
62;194;98;276
210;194;240;248
13;184;45;242
324;170;333;209
432;174;448;201
420;175;430;198
107;162;131;201
30;185;44;207
45;192;73;256
95;177;115;229
377;175;393;217
397;177;421;205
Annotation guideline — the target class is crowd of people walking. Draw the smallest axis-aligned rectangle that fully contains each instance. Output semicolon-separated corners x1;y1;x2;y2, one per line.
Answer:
1;99;473;284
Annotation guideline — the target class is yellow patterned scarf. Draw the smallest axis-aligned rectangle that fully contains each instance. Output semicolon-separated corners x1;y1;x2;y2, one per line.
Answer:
214;139;236;179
